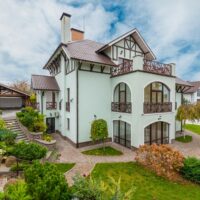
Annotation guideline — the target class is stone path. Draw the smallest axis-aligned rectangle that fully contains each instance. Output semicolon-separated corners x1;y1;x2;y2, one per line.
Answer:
53;134;135;186
170;131;200;159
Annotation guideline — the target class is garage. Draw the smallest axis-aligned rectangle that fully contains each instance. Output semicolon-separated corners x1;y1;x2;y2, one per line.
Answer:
0;83;30;109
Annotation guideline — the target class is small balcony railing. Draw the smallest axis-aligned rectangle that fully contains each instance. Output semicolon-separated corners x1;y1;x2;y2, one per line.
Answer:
111;102;132;113
46;102;57;110
66;102;70;112
143;60;172;76
143;102;172;113
111;60;133;77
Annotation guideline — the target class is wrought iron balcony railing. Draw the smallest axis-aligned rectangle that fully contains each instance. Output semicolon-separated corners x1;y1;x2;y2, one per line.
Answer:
46;102;57;110
111;102;132;113
111;60;133;77
143;102;172;113
143;60;172;76
66;102;70;112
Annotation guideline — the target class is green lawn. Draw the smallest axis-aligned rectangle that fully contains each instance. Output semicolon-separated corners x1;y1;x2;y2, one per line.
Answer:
183;124;200;135
54;163;75;173
91;162;200;200
82;146;123;156
175;135;192;143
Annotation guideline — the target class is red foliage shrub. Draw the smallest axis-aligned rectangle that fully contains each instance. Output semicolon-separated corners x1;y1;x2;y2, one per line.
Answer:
135;144;184;180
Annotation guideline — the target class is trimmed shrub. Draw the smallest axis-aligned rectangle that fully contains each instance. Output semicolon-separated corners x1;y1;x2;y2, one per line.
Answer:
11;142;47;161
4;179;32;200
136;144;184;180
0;129;17;145
0;118;6;129
42;134;52;142
17;107;46;133
180;157;200;184
24;161;71;200
90;119;108;142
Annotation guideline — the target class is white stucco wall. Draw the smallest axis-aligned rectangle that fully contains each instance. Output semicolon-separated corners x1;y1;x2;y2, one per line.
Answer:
78;68;112;143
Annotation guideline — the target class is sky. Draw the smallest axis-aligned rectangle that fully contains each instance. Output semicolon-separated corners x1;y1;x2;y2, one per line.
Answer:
0;0;200;83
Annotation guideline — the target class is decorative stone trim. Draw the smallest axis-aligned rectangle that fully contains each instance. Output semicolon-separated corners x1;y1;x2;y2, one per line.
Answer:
34;139;56;151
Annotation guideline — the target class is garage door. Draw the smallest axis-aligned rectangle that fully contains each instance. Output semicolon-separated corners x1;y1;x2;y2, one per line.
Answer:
0;97;23;109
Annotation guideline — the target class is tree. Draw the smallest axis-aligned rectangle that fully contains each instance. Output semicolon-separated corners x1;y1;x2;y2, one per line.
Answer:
24;161;71;200
90;119;108;148
10;80;31;94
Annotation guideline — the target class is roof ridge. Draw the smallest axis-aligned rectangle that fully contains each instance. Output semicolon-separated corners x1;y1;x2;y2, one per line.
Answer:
32;74;54;78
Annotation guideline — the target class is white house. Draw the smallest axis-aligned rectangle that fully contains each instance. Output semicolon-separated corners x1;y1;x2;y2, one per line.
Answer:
31;13;191;148
183;81;200;103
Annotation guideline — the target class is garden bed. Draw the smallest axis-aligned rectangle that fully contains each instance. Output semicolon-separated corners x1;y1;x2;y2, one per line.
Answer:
35;139;56;151
175;135;192;143
82;146;123;156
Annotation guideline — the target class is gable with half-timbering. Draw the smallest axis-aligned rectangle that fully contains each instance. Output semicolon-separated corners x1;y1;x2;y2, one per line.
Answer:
111;35;144;61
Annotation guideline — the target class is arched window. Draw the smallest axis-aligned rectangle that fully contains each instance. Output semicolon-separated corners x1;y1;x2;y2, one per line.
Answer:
112;83;132;113
144;82;170;103
144;82;171;113
144;122;169;145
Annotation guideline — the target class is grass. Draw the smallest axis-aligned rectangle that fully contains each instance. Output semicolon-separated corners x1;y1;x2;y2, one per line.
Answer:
91;162;200;200
82;146;123;156
183;124;200;135
175;135;192;143
54;163;75;173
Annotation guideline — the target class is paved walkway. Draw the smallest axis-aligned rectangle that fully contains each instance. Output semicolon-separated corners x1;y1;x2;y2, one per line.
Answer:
53;134;135;185
170;131;200;159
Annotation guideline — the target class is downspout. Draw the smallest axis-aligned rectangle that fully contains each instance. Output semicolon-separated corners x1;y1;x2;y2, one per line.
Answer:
76;65;79;148
181;92;183;132
41;91;44;114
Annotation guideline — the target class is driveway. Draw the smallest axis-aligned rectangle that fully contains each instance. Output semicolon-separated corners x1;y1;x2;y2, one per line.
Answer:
1;109;20;119
170;131;200;159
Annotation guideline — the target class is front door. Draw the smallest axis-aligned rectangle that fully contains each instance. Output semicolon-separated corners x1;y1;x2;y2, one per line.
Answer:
113;120;131;148
46;117;55;133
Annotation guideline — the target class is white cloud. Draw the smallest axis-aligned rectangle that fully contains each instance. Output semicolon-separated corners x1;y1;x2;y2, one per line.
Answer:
0;0;200;83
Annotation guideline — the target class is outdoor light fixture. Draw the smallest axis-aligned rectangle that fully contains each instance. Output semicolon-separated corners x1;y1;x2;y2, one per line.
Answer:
70;98;74;102
94;114;97;119
119;115;122;119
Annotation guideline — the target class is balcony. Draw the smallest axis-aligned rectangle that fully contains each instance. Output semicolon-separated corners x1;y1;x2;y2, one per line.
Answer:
143;102;172;113
111;60;133;77
66;102;70;112
143;60;172;76
111;102;132;113
46;102;57;110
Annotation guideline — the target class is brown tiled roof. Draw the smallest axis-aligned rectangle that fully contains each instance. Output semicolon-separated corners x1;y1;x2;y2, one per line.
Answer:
184;81;200;93
62;40;116;66
31;75;60;91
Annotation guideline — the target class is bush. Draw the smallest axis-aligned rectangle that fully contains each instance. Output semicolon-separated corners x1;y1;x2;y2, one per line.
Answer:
72;175;103;200
42;134;52;142
11;142;47;161
180;157;200;184
0;118;6;129
90;119;108;142
4;179;32;200
11;162;30;172
136;144;184;180
24;161;71;200
17;107;46;133
0;129;17;145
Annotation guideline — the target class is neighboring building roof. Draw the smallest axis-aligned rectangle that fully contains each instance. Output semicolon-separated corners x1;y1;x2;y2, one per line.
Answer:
184;81;200;93
175;77;193;87
62;40;116;66
0;83;30;97
96;28;156;61
31;75;60;91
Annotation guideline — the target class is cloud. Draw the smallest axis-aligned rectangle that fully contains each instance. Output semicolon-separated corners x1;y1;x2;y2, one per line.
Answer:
0;0;200;83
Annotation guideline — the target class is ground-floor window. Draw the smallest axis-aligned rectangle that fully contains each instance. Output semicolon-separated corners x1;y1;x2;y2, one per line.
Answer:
144;121;169;145
113;120;131;148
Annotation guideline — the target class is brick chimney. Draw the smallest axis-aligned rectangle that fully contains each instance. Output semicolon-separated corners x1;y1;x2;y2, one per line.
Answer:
60;13;71;43
71;28;84;41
